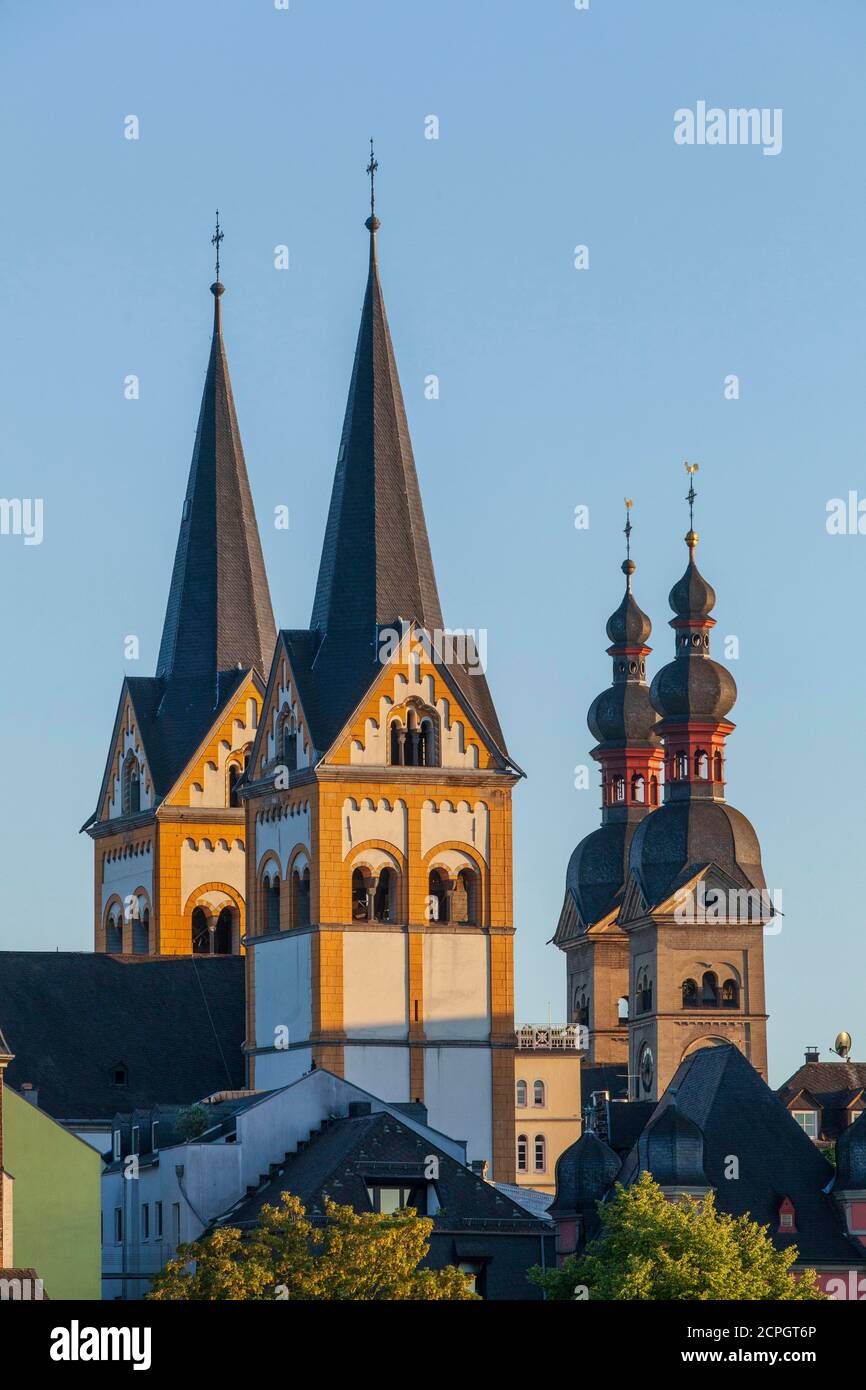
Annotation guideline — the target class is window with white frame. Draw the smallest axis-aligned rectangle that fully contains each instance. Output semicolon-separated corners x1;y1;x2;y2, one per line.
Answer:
534;1135;546;1172
792;1109;818;1138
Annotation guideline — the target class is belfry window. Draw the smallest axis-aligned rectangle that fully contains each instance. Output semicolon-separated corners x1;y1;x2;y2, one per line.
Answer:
631;773;645;803
674;752;689;780
372;868;396;924
612;776;626;803
701;971;719;1008
121;752;141;815
292;866;311;929
713;750;723;781
721;978;739;1009
682;978;699;1008
427;869;451;924
451;868;478;925
213;906;233;954
650;775;659;805
133;905;149;955
191;906;210;954
106;909;122;954
574;990;589;1027
281;716;298;772
389;707;439;766
352;869;370;922
228;763;241;808
694;749;709;779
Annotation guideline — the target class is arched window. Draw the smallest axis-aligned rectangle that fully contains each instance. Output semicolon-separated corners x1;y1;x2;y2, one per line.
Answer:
516;1080;527;1108
419;717;436;767
574;990;589;1027
650;775;659;806
721;978;739;1009
618;995;629;1021
106;909;122;954
389;708;439;767
452;868;478;925
631;773;645;804
517;1135;528;1173
228;764;241;808
352;869;370;922
713;750;723;781
682;977;699;1008
292;866;311;929
427;869;450;924
389;720;404;765
701;971;719;1008
674;751;689;780
191;906;210;954
133;905;149;955
612;776;626;803
373;868;396;924
533;1080;545;1108
121;752;141;815
533;1135;546;1172
281;715;297;772
637;972;653;1015
213;907;232;954
265;877;280;934
694;749;709;779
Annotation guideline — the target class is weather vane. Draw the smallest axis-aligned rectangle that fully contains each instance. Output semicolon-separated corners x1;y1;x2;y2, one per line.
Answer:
624;497;633;561
366;138;378;218
212;210;224;282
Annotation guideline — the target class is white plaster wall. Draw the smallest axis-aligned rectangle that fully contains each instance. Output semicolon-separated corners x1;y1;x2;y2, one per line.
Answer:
107;718;154;817
342;798;407;860
255;802;311;879
254;933;312;1052
421;799;489;862
342;1044;411;1103
423;934;490;1039
101;847;153;916
252;1047;313;1092
188;700;258;808
423;1047;493;1171
343;932;407;1038
181;838;245;907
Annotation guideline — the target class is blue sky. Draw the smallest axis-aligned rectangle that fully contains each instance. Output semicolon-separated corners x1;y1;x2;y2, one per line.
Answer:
1;0;863;1085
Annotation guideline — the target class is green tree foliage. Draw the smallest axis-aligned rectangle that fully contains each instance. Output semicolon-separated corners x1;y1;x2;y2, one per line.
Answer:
529;1172;826;1301
147;1193;477;1301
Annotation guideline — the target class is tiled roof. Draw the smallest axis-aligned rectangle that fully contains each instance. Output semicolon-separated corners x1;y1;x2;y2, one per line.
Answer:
0;953;245;1122
777;1060;866;1140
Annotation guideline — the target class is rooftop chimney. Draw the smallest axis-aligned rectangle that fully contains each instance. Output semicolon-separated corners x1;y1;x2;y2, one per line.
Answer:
804;1047;820;1063
19;1083;39;1108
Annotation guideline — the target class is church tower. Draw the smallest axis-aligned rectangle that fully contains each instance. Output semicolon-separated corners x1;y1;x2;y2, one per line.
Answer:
554;507;663;1063
243;167;521;1179
620;468;770;1099
85;236;277;956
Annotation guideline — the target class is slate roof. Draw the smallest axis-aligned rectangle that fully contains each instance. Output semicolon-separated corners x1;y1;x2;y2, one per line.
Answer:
85;286;275;827
0;953;245;1122
618;1044;865;1267
218;1108;543;1231
157;285;275;683
777;1060;866;1140
293;223;509;764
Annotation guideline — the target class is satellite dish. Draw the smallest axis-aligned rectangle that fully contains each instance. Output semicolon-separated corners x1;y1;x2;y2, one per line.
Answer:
834;1031;852;1059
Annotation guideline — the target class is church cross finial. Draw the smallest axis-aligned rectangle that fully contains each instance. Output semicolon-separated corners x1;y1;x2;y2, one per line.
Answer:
684;462;699;551
622;498;635;586
366;139;378;217
212;210;224;283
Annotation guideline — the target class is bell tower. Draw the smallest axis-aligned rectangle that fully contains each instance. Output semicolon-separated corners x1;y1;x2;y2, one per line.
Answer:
621;467;770;1100
554;505;663;1063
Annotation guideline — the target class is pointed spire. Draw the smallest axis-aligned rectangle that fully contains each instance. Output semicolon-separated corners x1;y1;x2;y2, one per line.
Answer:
156;234;276;683
311;148;444;637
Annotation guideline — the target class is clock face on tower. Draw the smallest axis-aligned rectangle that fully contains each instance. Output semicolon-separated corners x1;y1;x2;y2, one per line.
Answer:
640;1044;654;1092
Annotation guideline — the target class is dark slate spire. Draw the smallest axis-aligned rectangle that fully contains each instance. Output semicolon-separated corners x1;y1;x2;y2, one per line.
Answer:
156;268;276;682
310;199;444;637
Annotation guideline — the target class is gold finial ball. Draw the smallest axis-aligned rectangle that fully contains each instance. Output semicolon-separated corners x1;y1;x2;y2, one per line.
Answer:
210;281;225;297
622;559;636;577
365;214;381;233
685;529;698;550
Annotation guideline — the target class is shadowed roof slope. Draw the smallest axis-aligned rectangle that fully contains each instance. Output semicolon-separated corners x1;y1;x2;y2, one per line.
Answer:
0;954;245;1121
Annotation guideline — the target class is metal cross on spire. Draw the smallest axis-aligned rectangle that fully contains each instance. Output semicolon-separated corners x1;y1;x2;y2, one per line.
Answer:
212;210;224;282
366;138;378;218
622;497;635;585
684;461;700;550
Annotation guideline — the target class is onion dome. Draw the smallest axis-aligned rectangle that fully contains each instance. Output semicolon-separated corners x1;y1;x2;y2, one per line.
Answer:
548;1129;621;1219
650;542;736;725
835;1108;866;1189
606;560;652;647
637;1101;708;1189
628;798;767;906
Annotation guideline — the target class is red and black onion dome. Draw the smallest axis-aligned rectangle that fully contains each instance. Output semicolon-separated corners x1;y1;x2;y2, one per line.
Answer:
588;681;661;745
605;581;652;648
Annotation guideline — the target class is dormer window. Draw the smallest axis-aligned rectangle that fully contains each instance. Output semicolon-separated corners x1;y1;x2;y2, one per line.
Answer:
792;1109;818;1139
778;1197;797;1232
111;1063;129;1088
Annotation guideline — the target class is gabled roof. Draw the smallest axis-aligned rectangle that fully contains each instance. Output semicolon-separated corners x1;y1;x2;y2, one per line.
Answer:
777;1060;866;1141
157;283;275;684
0;953;245;1122
218;1108;543;1231
619;1044;865;1266
295;220;510;765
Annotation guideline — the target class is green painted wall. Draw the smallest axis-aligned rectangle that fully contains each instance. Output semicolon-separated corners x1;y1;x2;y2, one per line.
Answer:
4;1086;101;1300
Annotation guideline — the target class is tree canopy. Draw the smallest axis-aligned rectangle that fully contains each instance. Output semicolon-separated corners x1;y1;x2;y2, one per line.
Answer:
530;1172;825;1301
147;1193;477;1301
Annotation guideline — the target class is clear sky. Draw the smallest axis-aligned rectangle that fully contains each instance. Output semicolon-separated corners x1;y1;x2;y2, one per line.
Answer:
1;0;863;1086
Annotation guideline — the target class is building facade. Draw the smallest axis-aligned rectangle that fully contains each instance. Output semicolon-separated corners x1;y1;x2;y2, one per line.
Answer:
514;1026;582;1194
243;207;521;1179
